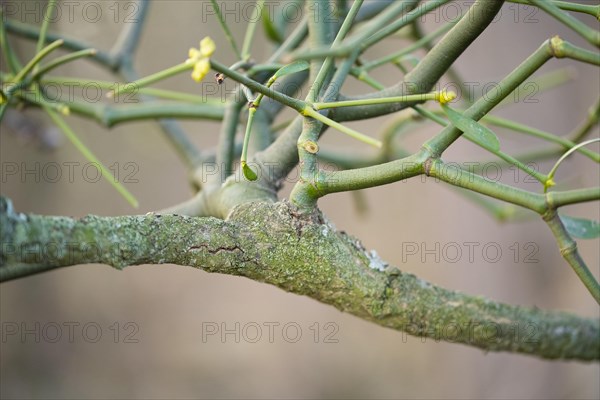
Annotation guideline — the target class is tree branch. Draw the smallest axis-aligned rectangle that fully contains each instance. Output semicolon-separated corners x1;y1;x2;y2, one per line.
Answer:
1;197;597;362
331;0;505;121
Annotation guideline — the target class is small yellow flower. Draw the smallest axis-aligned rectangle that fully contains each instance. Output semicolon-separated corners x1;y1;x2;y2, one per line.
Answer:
438;90;457;104
186;36;216;82
199;37;216;57
191;58;210;82
188;48;201;61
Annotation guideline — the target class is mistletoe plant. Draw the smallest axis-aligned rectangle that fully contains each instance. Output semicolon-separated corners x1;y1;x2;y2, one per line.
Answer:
1;0;599;361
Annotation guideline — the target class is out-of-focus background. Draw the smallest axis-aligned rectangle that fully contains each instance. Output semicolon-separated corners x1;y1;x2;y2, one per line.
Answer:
1;1;599;399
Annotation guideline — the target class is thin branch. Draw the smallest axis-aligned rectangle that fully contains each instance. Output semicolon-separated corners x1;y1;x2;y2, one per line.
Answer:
109;0;150;67
544;210;600;303
331;0;506;122
209;0;242;59
528;0;600;47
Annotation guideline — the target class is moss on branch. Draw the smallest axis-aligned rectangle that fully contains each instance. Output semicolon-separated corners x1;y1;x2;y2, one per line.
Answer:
1;197;597;361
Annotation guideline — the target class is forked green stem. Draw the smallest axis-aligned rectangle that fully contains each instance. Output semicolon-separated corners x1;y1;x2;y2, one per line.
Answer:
45;107;139;208
13;39;63;82
302;107;382;148
544;211;600;304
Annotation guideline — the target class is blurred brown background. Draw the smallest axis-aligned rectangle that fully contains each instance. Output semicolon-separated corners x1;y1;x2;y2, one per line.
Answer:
1;1;599;399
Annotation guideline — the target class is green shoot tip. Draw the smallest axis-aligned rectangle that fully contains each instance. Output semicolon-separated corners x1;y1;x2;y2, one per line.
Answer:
242;162;258;181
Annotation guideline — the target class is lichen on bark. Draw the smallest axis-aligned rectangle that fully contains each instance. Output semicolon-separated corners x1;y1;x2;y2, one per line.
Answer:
1;197;598;361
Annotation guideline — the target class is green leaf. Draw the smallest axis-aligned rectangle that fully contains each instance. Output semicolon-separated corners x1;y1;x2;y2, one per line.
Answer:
262;6;283;44
242;162;258;181
272;60;310;81
560;214;600;239
442;104;500;152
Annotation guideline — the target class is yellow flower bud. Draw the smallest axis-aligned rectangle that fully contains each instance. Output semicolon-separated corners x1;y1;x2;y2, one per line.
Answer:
200;37;216;57
191;58;210;82
186;37;216;82
188;48;200;61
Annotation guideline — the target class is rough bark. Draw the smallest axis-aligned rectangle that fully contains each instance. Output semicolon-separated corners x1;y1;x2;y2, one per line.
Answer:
1;197;598;361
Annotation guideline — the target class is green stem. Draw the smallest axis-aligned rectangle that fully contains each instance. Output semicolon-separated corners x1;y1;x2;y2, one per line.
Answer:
40;75;222;104
407;19;474;105
269;17;308;62
362;19;457;72
241;106;258;180
118;62;204;170
2;79;29;98
430;159;600;212
5;18;117;68
16;7;198;175
317;148;386;170
414;106;549;184
451;188;530;222
292;0;448;60
263;49;376;189
31;49;97;80
529;0;600;47
415;107;600;164
0;104;8;123
296;0;330;206
216;100;246;179
427;158;547;213
15;84;225;126
0;9;21;73
546;139;600;190
313;92;446;110
241;0;265;60
549;187;600;208
424;39;554;156
424;106;551;185
412;105;447;125
483;115;600;163
359;0;451;51
13;39;64;82
245;63;284;75
553;39;600;66
35;0;58;54
316;152;425;194
45;108;139;208
210;0;242;59
332;0;505;122
292;46;366;209
108;0;149;67
211;60;306;112
507;0;600;17
570;98;600;142
351;67;386;90
307;0;364;101
16;87;70;115
213;15;310;184
68;100;225;126
302;107;381;147
352;1;418;40
497;67;575;107
108;62;192;98
544;211;600;304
